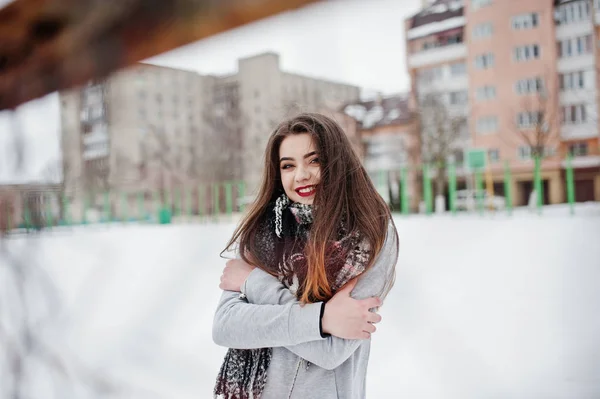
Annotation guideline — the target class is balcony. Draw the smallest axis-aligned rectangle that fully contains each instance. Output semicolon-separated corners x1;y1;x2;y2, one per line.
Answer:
560;123;599;140
561;155;600;169
83;142;110;160
407;16;465;40
557;54;594;71
408;44;467;69
83;130;109;147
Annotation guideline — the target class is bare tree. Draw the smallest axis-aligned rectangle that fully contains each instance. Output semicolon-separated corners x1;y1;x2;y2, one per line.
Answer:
508;85;560;161
139;125;185;203
190;84;246;184
417;92;468;197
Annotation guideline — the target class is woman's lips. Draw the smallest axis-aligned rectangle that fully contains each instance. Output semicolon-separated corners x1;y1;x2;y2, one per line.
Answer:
295;185;316;197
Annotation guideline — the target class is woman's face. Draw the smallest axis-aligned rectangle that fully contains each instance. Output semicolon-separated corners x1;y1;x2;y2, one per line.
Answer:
278;133;321;205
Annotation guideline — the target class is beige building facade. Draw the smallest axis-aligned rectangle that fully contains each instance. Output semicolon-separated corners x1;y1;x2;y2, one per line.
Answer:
60;52;361;209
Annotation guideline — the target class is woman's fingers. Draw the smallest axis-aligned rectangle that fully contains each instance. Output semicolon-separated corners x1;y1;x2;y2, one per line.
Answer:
367;312;382;324
363;322;376;334
360;297;382;310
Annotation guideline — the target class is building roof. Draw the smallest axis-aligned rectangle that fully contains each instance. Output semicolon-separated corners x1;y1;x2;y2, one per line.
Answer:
342;95;414;130
408;0;464;30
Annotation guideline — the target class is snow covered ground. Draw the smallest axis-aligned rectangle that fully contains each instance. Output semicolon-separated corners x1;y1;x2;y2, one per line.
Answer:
2;204;600;398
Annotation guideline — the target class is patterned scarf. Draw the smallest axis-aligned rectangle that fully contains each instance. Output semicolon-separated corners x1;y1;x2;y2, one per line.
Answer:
214;194;372;399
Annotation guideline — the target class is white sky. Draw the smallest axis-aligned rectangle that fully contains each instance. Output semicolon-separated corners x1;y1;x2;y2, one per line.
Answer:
0;0;422;183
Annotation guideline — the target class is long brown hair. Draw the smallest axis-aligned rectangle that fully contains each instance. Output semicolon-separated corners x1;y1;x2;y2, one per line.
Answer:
223;113;397;303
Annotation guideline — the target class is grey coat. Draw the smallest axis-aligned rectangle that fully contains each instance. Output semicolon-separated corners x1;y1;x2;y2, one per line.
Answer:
212;222;398;399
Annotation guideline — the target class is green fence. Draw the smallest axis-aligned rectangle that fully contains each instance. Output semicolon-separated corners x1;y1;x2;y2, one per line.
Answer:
0;180;249;232
0;157;591;233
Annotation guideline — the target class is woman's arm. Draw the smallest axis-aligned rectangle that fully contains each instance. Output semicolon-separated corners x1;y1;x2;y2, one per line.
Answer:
224;222;399;369
212;290;324;349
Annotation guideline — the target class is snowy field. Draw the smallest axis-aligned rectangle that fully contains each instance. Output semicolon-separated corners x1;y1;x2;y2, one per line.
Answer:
1;204;600;399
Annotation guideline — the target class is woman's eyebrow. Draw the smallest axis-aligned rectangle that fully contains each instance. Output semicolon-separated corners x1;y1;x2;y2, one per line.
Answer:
279;151;317;162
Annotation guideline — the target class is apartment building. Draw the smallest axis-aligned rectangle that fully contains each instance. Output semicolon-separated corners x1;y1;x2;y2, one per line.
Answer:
60;52;360;204
343;95;420;210
231;53;361;190
405;0;471;190
554;0;600;202
406;0;600;205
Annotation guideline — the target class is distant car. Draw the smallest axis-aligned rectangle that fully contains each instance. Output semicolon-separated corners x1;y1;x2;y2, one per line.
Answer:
455;189;505;211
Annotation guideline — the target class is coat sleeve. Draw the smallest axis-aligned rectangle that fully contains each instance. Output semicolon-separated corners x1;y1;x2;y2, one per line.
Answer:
242;222;398;370
212;290;325;349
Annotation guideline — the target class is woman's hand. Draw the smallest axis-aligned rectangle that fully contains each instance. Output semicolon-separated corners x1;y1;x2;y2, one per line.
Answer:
321;278;382;340
219;259;256;292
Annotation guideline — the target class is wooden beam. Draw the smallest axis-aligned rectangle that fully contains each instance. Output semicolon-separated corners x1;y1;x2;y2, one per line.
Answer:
0;0;322;110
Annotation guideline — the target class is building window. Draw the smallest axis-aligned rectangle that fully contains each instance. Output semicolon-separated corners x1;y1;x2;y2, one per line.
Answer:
556;1;591;25
561;104;587;125
488;149;500;163
512;13;539;30
514;44;540;62
560;71;586;91
418;66;444;82
474;53;495;69
515;77;544;94
544;147;556;158
476;116;498;134
450;62;467;76
558;35;592;58
449;91;468;105
569;142;589;157
476;86;496;101
472;0;493;10
518;146;532;160
517;111;544;129
453;149;465;164
472;22;493;39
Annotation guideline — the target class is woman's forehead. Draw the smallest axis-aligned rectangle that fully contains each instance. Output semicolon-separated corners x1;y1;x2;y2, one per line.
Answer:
279;134;317;156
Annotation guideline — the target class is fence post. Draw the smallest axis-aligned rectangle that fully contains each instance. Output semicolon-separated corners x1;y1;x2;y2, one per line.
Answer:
103;191;111;223
534;155;543;214
61;193;70;226
174;187;181;219
23;198;31;231
422;164;432;215
45;194;53;229
137;192;145;222
213;183;220;222
82;194;89;225
237;181;246;213
475;169;484;215
566;154;575;215
377;169;387;203
225;181;233;220
401;167;409;215
448;163;457;215
198;184;204;221
503;161;513;216
186;186;192;221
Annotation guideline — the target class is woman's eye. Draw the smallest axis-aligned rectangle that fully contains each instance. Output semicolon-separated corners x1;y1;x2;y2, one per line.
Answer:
310;158;320;164
281;164;293;170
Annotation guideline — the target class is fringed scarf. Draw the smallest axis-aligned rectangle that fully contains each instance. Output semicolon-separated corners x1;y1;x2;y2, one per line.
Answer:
214;194;371;399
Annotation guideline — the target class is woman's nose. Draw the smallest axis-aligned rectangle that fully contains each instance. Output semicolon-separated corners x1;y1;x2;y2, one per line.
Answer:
295;166;310;182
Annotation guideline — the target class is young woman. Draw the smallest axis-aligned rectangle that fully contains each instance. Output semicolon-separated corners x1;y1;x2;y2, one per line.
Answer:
212;113;399;399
